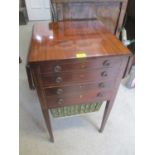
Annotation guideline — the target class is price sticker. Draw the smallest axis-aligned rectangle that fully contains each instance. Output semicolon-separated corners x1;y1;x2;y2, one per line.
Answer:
76;52;87;58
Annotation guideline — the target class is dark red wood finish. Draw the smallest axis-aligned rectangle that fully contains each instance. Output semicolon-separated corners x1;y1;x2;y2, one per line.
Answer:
40;67;119;87
28;21;131;63
39;56;122;74
46;89;112;108
27;21;132;142
50;0;128;37
44;80;114;95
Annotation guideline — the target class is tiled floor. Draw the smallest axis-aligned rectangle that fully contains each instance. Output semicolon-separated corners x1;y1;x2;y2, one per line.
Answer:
19;22;135;155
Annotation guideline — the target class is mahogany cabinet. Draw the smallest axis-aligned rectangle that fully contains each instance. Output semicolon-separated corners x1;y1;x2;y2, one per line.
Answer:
26;20;132;142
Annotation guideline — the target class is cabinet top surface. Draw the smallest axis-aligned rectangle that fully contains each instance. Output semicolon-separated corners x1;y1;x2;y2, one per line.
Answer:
28;20;131;63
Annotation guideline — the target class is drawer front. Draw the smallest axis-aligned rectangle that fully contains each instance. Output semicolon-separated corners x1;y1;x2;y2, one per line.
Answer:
44;80;114;96
39;57;121;74
46;89;112;108
41;68;118;87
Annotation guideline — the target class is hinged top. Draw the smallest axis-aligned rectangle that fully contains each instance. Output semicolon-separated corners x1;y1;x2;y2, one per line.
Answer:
28;20;131;63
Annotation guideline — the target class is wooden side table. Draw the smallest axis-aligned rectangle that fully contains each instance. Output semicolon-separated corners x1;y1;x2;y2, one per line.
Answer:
26;20;132;142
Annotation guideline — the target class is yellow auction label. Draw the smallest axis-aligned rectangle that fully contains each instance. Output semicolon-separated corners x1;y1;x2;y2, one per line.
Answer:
76;52;87;58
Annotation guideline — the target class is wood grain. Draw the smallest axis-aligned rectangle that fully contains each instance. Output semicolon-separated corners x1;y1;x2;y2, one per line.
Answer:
40;67;119;87
28;21;131;63
26;20;133;142
44;80;114;96
46;89;112;108
50;0;128;36
39;56;121;74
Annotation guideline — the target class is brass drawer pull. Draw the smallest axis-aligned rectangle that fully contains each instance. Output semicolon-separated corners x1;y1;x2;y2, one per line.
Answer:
56;88;64;95
103;60;110;66
99;82;105;88
97;92;103;97
54;65;62;72
101;71;108;77
57;98;64;104
56;77;63;83
79;95;83;98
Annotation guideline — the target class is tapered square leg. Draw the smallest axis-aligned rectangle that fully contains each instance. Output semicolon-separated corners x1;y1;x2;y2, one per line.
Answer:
99;99;115;133
42;109;54;142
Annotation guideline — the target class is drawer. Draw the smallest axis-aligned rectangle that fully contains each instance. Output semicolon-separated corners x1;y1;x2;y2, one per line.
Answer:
41;68;118;87
46;89;112;108
39;57;121;74
44;80;114;96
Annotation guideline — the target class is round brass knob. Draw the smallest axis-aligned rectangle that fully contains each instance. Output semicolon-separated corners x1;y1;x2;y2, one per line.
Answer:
101;71;108;77
99;82;105;88
97;92;103;97
79;95;83;98
54;65;62;72
103;60;110;66
56;77;63;83
57;98;64;104
56;88;64;95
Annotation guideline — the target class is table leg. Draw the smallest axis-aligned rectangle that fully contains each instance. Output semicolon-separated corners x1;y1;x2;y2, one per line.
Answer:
99;99;115;133
42;109;54;142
